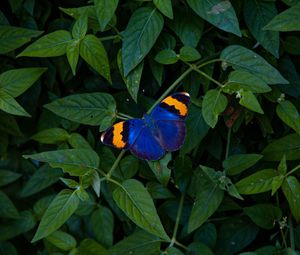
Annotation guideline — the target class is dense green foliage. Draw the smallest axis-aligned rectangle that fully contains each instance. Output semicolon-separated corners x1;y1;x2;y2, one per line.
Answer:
1;0;300;254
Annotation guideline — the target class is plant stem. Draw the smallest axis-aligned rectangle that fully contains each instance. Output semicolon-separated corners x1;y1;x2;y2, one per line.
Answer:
117;112;133;119
289;215;295;250
280;227;288;250
175;240;189;251
169;193;185;247
285;163;300;177
147;67;193;114
196;58;223;69
116;114;128;120
225;127;232;160
192;67;224;88
106;150;126;179
100;34;120;41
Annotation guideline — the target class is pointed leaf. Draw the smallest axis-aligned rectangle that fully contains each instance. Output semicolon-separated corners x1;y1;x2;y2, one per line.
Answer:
239;90;264;114
282;176;300;222
31;128;70;144
113;179;169;240
154;49;178;65
67;39;80;75
153;0;173;19
0;190;19;219
95;0;118;31
0;90;30;117
77;239;109;255
32;189;79;242
46;230;77;251
122;7;164;75
0;170;21;187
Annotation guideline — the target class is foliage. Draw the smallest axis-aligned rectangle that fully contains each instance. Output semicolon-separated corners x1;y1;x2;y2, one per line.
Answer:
1;0;300;254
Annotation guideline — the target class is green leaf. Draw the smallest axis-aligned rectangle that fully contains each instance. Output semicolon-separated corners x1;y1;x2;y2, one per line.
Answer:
23;149;100;176
167;9;203;47
31;128;70;144
235;169;277;194
202;89;228;128
44;92;116;127
67;39;80;75
80;34;111;82
262;133;300;161
271;175;284;196
20;165;63;197
0;25;43;54
244;1;279;57
117;50;144;102
239;90;264;114
46;230;77;251
0;211;36;241
147;182;174;199
194;223;217;248
263;3;300;31
113;155;139;180
0;170;21;187
0;90;30;117
113;179;169;240
122;7;164;75
276;100;300;136
77;239;109;255
223;154;263;175
244;204;282;229
154;49;178;65
180;104;210;153
179;46;201;62
60;178;79;189
148;153;171;186
0;67;46;97
223;71;271;94
278;155;287;175
17;30;72;57
188;242;214;255
95;0;118;31
221;45;288;84
153;0;173;19
188;170;224;233
0;241;17;255
0;190;19;219
186;0;241;36
109;230;160;255
32;189;79;242
165;247;184;255
0;111;22;136
72;14;88;39
68;133;92;150
90;206;113;247
282;176;300;222
91;170;101;197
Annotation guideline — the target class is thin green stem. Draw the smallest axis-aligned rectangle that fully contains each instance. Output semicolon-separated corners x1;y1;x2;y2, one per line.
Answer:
95;168;107;177
100;34;120;41
289;216;295;250
280;227;288;250
169;193;185;247
225;128;232;160
116;114;128;120
147;67;193;114
174;241;188;251
196;58;222;69
118;112;133;119
192;67;224;88
106;176;123;188
106;150;126;179
285;163;300;177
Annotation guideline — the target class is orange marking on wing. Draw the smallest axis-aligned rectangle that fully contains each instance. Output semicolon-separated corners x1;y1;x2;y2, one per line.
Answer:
112;122;126;148
162;96;188;116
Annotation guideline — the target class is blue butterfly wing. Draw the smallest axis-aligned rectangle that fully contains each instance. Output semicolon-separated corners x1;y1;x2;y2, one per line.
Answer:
129;125;165;161
150;92;190;151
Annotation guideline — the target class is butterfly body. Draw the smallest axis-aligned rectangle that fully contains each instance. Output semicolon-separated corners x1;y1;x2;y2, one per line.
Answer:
101;92;190;160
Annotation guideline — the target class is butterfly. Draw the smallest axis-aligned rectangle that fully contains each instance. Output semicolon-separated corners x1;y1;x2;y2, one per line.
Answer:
101;92;190;161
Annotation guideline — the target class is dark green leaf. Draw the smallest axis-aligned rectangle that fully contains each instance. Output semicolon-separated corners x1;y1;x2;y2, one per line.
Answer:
67;39;80;75
0;241;17;255
80;34;111;82
90;206;114;247
72;14;88;39
147;182;174;199
77;239;109;255
0;170;21;187
244;1;279;57
32;189;79;242
31;128;70;144
44;93;116;127
122;7;164;75
194;223;217;248
0;25;43;54
153;0;173;19
23;149;100;176
109;230;160;255
117;50;144;102
68;133;92;150
223;71;271;94
0;111;22;136
20;165;63;197
239;90;264;114
113;179;169;240
0;90;30;117
235;169;277;194
244;204;282;229
262;133;300;161
263;3;300;31
223;154;263;175
95;0;118;31
276;100;300;136
282;176;300;222
221;45;288;84
154;49;178;65
46;230;77;251
0;190;19;219
188;242;214;255
179;46;201;62
148;153;171;186
18;30;72;57
187;0;241;36
202;89;228;128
